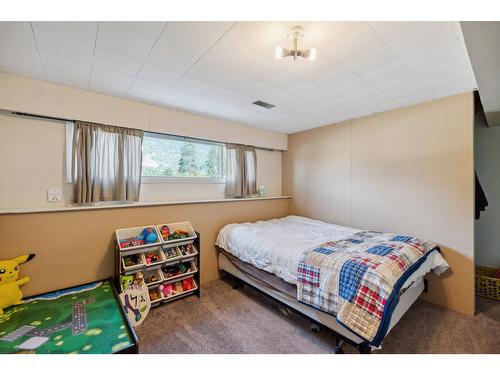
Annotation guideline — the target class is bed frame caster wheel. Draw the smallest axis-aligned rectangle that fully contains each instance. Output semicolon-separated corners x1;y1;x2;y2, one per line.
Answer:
309;324;321;333
334;336;344;354
279;307;292;318
231;277;240;290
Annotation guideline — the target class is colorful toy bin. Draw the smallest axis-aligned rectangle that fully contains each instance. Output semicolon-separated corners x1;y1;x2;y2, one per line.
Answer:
116;225;162;251
157;222;196;247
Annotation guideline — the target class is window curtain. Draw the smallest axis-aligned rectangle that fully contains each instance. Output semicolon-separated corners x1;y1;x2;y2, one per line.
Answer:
225;143;257;198
72;121;144;204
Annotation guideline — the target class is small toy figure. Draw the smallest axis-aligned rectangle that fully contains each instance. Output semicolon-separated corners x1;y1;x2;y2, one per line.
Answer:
182;278;192;291
167;229;189;241
160;225;171;241
159;283;173;297
149;289;161;301
120;275;134;291
174;282;183;293
145;251;161;264
119;238;145;249
145;273;159;284
163;247;178;259
133;272;144;286
124;254;141;267
0;254;35;315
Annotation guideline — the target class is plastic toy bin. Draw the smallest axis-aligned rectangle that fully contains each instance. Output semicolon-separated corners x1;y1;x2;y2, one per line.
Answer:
148;286;164;303
163;278;198;300
143;268;164;286
162;260;197;282
122;253;146;272
143;248;166;266
116;225;162;251
157;221;197;247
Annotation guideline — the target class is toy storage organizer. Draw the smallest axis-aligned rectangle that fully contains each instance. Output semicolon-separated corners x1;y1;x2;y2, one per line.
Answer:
114;222;201;308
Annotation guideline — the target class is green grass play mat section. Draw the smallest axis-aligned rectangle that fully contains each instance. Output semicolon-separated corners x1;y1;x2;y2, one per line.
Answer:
0;280;134;354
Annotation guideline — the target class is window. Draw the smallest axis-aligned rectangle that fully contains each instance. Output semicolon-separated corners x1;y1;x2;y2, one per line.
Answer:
142;133;224;181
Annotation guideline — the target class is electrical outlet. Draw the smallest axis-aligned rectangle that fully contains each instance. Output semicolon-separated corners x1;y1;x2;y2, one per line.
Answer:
47;188;62;202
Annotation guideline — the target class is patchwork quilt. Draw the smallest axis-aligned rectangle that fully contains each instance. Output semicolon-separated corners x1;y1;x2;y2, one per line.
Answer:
296;231;439;346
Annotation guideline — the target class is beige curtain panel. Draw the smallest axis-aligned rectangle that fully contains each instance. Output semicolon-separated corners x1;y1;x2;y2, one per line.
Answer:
72;121;144;204
225;143;257;198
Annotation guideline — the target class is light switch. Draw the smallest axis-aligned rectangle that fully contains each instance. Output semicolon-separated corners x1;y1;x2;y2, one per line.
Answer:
47;188;62;202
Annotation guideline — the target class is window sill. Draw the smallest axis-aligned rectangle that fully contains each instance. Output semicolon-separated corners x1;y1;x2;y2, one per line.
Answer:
0;196;291;215
141;176;225;184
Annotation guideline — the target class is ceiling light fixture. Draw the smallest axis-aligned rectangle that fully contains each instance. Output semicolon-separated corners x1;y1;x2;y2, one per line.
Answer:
275;26;316;62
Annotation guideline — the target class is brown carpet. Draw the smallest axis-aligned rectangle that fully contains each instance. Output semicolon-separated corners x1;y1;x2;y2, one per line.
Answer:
135;277;500;354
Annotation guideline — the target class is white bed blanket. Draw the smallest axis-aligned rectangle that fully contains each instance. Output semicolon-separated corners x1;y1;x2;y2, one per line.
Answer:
216;215;448;287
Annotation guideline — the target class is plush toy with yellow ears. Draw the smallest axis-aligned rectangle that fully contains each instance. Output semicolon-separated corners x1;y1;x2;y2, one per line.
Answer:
0;254;35;315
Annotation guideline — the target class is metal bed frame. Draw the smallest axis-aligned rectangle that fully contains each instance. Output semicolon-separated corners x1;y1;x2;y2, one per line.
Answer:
217;246;429;354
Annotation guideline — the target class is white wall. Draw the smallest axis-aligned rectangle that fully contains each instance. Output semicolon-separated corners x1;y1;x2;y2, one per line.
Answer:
475;110;500;267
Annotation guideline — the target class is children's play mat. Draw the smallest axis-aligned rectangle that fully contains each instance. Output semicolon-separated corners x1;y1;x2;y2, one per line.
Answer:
0;280;136;354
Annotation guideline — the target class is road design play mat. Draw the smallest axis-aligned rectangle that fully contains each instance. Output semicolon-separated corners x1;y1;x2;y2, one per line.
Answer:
0;280;135;354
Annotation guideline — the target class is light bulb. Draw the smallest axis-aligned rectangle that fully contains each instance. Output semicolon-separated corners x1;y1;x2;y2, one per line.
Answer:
307;48;317;61
275;46;284;59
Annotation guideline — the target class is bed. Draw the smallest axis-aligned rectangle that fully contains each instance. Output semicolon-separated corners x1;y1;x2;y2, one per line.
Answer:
216;215;448;353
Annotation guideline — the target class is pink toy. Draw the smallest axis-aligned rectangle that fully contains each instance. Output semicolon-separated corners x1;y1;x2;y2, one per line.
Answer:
160;283;173;297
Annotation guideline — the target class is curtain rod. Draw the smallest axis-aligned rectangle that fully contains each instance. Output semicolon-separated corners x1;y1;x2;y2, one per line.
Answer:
10;111;279;152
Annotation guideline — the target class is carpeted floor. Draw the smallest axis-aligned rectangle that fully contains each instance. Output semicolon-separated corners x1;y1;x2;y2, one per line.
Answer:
135;277;500;354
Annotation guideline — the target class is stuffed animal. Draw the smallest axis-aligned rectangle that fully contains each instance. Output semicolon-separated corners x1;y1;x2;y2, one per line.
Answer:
120;275;134;291
0;254;35;316
133;272;144;286
140;227;158;244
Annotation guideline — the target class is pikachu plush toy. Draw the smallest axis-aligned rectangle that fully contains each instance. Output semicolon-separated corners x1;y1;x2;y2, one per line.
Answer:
0;254;35;315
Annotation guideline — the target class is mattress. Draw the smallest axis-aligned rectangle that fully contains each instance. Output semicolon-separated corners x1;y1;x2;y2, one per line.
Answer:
216;215;448;289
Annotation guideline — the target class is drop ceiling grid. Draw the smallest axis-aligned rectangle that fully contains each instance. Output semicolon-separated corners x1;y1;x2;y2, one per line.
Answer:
0;21;477;133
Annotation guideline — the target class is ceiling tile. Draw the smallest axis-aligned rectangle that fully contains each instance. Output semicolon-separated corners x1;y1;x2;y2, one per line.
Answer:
171;76;210;95
203;84;254;107
125;78;168;102
33;24;95;63
334;79;386;102
203;38;288;81
285;82;343;104
93;46;143;76
0;22;36;48
264;71;307;90
315;65;359;89
404;42;464;71
413;57;470;84
39;51;91;90
329;26;385;64
347;46;401;77
389;22;458;61
222;22;290;56
32;22;98;42
364;63;420;92
368;21;435;43
108;22;166;39
97;22;159;60
137;62;180;87
361;95;400;112
89;66;134;97
158;22;234;54
147;44;199;73
0;39;40;68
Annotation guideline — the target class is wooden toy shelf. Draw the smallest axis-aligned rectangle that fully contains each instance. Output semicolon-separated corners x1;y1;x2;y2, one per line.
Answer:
114;224;201;308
